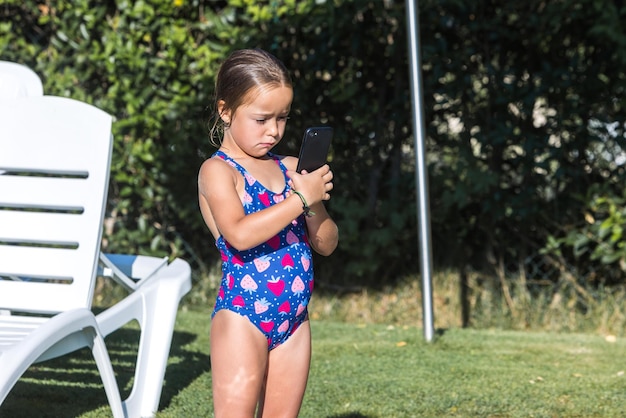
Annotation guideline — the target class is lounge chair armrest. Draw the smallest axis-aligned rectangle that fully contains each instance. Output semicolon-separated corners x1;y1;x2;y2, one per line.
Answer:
99;253;169;291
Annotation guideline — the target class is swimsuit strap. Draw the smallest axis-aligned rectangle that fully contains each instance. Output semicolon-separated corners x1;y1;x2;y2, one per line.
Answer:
213;150;290;187
213;150;247;176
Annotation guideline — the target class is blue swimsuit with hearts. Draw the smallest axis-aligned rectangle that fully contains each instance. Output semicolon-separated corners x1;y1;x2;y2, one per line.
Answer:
211;151;314;350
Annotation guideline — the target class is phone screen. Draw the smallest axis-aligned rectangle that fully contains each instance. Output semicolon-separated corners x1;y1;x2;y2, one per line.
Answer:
296;126;333;173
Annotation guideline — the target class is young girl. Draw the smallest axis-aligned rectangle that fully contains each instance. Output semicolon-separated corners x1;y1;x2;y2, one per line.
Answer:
198;49;339;418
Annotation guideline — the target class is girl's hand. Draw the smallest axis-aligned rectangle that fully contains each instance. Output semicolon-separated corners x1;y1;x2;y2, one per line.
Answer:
287;164;334;205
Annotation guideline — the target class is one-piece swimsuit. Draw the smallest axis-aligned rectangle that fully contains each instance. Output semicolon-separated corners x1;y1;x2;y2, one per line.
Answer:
211;150;314;350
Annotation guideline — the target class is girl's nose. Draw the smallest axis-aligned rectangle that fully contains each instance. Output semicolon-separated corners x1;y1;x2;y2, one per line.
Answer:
268;118;279;135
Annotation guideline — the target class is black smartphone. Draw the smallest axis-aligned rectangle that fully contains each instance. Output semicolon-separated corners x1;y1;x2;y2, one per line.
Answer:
296;126;333;173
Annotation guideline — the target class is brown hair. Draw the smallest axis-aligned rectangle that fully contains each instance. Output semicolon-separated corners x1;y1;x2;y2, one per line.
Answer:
209;49;292;147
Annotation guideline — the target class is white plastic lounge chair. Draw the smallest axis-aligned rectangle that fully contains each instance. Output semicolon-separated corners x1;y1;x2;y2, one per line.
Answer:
0;95;192;418
0;61;44;97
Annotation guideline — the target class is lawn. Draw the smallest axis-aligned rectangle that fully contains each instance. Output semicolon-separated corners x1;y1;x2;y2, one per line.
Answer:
2;309;625;417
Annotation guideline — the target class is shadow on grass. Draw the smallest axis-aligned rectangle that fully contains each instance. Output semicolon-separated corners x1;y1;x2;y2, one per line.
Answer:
0;326;210;417
328;413;376;418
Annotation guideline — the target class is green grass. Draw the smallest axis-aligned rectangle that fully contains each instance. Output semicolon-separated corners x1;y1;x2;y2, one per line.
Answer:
2;309;626;417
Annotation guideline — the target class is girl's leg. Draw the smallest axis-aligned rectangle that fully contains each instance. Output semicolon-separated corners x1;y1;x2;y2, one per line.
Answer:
257;320;312;418
211;310;268;418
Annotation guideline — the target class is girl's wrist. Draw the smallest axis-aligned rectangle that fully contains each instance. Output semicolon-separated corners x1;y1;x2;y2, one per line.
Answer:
292;191;315;217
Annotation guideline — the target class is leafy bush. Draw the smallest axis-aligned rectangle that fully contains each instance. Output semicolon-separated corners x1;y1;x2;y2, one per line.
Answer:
214;0;626;291
543;186;626;286
3;0;626;296
0;0;235;273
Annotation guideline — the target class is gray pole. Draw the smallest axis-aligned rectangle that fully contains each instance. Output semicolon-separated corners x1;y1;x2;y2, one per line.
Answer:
405;0;435;342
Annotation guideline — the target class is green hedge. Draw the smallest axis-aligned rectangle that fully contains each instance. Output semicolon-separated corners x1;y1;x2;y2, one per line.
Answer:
3;0;626;294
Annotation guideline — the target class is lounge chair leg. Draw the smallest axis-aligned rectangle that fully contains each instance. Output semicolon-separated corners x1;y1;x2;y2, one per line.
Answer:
90;329;125;418
121;280;183;418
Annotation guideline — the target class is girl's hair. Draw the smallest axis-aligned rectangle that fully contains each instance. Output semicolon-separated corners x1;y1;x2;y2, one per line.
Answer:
209;49;292;147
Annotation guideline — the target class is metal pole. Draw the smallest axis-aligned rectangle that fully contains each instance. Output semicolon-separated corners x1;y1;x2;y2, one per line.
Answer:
405;0;435;342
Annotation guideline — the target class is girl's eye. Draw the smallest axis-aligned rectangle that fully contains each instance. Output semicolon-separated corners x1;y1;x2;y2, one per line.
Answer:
255;116;289;124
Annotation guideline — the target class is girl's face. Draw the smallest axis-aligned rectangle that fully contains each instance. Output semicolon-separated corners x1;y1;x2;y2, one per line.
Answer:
220;84;293;158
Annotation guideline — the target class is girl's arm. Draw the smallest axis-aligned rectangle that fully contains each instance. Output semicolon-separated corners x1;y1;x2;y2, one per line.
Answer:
282;157;339;256
198;156;332;251
303;202;339;256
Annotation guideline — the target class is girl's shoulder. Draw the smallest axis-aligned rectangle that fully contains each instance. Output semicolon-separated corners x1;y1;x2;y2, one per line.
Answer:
198;153;239;186
200;152;232;171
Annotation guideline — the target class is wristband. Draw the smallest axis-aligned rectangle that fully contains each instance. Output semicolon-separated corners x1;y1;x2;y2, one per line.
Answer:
293;191;315;217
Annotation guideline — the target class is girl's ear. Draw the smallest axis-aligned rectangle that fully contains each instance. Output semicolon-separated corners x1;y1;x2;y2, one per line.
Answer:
217;100;231;125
